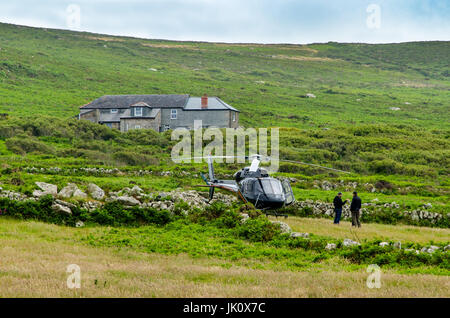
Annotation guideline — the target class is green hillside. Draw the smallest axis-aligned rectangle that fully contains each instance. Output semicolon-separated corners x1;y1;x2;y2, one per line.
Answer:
0;23;449;129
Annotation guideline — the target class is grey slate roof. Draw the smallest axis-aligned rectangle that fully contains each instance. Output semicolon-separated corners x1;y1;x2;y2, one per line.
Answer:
80;94;189;109
184;97;239;112
80;94;239;112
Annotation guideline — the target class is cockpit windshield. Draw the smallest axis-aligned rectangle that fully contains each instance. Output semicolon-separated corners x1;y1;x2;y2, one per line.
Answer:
260;178;283;195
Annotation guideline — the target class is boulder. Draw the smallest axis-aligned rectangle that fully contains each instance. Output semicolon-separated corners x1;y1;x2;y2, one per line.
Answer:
87;183;105;200
116;196;141;206
130;185;143;196
59;183;78;198
240;213;249;223
54;199;76;209
444;245;450;252
427;246;440;254
343;238;360;247
75;221;85;228
32;190;45;198
51;203;72;215
73;189;87;199
306;93;316;98
393;242;402;249
291;232;309;239
35;182;57;195
325;243;337;250
271;221;292;234
379;242;389;247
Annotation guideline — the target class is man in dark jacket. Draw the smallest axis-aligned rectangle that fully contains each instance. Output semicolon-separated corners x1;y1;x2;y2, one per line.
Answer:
333;192;347;224
350;191;362;227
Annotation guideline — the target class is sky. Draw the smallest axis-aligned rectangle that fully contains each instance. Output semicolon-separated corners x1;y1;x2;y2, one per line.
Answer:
0;0;449;44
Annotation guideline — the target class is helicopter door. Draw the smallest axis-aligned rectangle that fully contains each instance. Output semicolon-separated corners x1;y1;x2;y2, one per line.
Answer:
281;179;295;205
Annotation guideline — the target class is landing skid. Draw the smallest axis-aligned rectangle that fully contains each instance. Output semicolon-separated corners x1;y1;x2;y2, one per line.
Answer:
264;210;288;219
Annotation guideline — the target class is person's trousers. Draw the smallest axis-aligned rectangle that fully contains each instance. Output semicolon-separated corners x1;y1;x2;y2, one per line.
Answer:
334;208;342;224
351;210;361;227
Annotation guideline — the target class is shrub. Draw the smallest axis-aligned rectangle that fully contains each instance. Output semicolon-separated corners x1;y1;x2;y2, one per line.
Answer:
5;136;55;155
237;216;280;242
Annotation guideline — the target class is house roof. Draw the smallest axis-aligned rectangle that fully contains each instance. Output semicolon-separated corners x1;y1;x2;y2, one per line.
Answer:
80;94;189;109
80;94;239;112
185;97;239;112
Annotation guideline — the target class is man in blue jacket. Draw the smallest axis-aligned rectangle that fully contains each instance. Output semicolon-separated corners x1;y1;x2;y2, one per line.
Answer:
350;191;362;227
333;192;348;224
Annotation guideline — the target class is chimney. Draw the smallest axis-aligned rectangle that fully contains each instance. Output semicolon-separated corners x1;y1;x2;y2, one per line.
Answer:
201;94;208;109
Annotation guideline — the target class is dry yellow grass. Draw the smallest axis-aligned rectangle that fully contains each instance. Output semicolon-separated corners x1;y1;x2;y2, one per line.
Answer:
0;219;448;297
270;54;340;62
271;216;450;244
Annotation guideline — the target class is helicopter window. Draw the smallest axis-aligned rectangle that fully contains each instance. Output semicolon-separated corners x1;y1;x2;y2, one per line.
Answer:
260;179;283;195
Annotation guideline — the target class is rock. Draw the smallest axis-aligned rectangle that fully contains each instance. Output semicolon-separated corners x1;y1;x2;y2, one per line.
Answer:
379;242;389;247
51;203;72;215
393;242;401;249
423;203;432;209
291;232;309;239
405;248;420;254
343;238;360;247
306;93;316;98
130;185;143;196
59;183;79;198
75;221;85;228
87;183;105;200
389;107;401;111
427;246;440;254
271;221;292;234
32;190;45;197
371;198;379;202
240;213;249;223
54;199;76;209
35;182;57;195
444;245;450;252
325;243;337;250
73;189;87;199
116;196;140;206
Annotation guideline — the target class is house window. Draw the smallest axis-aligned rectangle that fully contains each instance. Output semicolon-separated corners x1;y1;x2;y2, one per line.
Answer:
111;109;118;114
171;109;177;119
135;107;143;117
135;125;141;129
232;112;236;122
164;124;170;131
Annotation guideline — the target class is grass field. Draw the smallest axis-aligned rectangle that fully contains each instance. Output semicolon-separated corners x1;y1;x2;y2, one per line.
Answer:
0;218;448;298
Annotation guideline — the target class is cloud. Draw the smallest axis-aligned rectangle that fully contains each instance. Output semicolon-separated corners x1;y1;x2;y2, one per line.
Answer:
0;0;448;43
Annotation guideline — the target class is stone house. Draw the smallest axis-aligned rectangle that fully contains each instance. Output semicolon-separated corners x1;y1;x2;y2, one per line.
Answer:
78;94;239;132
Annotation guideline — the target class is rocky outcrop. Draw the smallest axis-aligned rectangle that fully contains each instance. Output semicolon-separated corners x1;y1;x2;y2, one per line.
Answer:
35;182;57;195
59;183;79;198
87;183;105;200
290;232;309;239
51;202;71;215
325;243;337;250
271;221;292;234
115;196;141;206
343;238;360;247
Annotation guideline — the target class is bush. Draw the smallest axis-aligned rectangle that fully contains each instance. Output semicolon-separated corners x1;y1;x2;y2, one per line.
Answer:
5;136;55;155
237;216;280;242
113;151;159;166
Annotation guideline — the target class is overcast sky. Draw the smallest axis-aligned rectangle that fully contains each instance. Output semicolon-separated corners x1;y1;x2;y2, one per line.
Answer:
0;0;449;44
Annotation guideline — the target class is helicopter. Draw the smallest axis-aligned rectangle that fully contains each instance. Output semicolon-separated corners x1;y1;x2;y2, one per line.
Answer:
191;154;350;211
